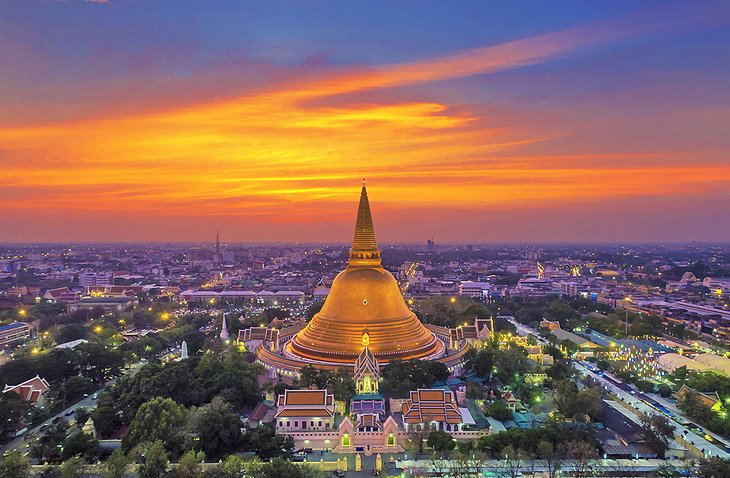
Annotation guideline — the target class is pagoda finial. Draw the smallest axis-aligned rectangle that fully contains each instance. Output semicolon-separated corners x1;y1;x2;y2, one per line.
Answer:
348;181;381;267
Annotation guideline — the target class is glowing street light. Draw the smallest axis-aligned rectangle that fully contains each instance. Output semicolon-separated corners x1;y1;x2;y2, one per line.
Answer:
18;309;27;317
94;325;103;333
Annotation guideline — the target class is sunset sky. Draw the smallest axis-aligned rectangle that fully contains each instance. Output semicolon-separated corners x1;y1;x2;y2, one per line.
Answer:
1;1;729;244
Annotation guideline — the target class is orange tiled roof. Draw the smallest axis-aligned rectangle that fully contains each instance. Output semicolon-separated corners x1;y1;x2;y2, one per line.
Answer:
275;408;333;418
402;389;462;425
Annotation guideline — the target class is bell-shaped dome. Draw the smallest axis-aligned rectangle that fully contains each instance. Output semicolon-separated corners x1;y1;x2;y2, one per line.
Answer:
288;182;444;364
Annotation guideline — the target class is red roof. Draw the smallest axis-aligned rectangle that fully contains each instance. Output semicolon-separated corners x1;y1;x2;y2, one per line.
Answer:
3;375;50;404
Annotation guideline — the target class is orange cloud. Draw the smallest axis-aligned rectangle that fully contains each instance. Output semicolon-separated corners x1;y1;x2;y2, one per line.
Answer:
0;12;728;242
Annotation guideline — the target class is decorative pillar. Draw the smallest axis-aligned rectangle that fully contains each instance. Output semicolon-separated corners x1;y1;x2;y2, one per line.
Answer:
376;453;382;471
355;453;362;471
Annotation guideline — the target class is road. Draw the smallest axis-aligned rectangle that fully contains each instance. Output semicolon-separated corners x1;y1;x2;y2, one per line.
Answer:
1;392;101;456
503;315;730;458
2;361;144;457
574;361;730;459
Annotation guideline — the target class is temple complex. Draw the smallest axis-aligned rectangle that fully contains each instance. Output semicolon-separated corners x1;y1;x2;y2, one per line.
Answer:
251;182;473;376
251;182;491;455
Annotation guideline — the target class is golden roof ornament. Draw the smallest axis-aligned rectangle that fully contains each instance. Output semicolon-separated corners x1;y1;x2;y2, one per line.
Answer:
348;179;381;267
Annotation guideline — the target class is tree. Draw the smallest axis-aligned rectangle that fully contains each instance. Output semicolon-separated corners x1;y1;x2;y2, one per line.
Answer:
658;383;673;398
122;397;187;455
546;360;574;381
553;380;601;420
0;450;30;478
0;393;32;442
216;455;262;478
487;401;513;421
103;450;130;478
32;418;70;463
501;445;525;478
91;403;120;438
380;359;449;398
563;440;595;478
74;342;123;383
61;432;99;461
464;349;494;378
137;440;169;478
260;458;319;478
408;425;429;454
493;348;529;384
427;430;456;455
537;440;561;478
466;382;483;400
57;324;86;344
57;375;94;404
192;398;243;461
640;414;675;459
174;450;204;478
697;457;730;478
241;424;293;461
60;457;86;478
74;407;90;427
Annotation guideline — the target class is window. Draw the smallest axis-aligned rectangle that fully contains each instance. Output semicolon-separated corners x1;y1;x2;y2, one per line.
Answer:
387;433;395;446
342;434;350;447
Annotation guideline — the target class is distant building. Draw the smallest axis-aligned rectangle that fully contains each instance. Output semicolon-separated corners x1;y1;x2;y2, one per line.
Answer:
677;385;723;412
43;287;80;302
458;281;491;299
238;326;280;351
79;271;114;287
0;322;31;348
540;319;561;331
66;296;138;313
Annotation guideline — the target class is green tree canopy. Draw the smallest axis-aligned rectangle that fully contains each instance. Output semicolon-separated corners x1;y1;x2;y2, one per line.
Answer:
137;440;169;478
0;450;30;478
427;430;456;453
122;397;188;455
192;398;243;461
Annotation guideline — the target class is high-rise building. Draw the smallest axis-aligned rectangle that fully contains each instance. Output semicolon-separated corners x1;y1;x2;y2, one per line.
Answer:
427;238;435;252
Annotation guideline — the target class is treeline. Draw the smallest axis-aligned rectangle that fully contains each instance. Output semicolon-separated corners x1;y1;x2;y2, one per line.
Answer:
92;349;264;438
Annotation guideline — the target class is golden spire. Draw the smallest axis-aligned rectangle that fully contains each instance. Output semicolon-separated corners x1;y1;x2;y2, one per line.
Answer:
348;180;381;267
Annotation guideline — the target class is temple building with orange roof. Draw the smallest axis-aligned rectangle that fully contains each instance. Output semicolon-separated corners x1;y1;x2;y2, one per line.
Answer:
275;389;335;432
401;388;463;433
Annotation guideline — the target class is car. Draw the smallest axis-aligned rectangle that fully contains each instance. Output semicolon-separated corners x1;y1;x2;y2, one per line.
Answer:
65;410;75;417
291;453;307;462
92;393;99;400
332;472;345;477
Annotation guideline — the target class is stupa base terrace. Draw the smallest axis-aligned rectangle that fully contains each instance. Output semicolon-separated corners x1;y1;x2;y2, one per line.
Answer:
252;323;470;378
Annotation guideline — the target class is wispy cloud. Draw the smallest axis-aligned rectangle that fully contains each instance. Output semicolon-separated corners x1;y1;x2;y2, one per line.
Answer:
0;7;728;242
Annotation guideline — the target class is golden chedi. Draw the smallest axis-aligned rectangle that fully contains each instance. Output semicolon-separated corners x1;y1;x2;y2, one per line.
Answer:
288;182;444;365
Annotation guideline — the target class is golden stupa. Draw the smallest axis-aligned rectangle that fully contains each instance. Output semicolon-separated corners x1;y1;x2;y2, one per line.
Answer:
287;182;444;365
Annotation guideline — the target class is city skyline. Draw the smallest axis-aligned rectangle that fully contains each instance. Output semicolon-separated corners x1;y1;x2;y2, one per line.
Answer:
2;1;730;243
